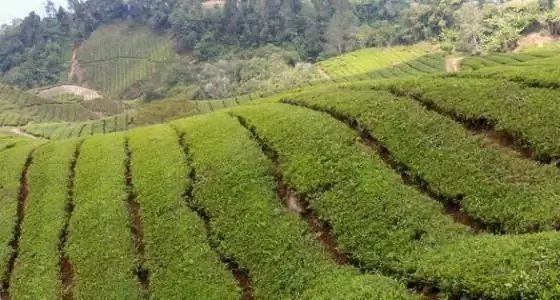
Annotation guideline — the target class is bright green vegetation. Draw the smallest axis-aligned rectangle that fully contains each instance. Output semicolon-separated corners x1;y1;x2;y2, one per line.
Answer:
406;231;560;299
127;124;240;299
357;53;446;81
285;86;560;233
457;57;560;89
229;100;560;298
68;134;139;299
377;77;560;160
0;141;40;287
11;139;79;299
172;112;418;299
459;50;560;71
23;113;134;139
21;97;253;139
7;56;560;299
231;102;467;262
78;23;176;96
78;23;176;63
317;43;435;78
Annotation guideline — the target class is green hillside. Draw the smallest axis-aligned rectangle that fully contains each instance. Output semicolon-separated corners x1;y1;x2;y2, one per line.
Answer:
317;43;437;78
3;62;560;298
75;23;177;96
0;84;107;126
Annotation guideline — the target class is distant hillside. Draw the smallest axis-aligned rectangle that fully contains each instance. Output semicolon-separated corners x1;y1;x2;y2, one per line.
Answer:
74;22;177;97
317;43;437;78
0;83;126;127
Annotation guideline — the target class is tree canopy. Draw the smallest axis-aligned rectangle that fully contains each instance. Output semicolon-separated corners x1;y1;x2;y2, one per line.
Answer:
0;0;558;90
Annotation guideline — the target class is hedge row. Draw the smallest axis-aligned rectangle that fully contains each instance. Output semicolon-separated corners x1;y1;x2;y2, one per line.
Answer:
286;86;560;233
406;230;560;299
318;45;430;78
457;64;560;89
68;133;140;299
231;103;467;291
127;124;240;299
172;112;419;300
0;142;39;290
248;98;560;298
11;139;80;299
372;77;560;161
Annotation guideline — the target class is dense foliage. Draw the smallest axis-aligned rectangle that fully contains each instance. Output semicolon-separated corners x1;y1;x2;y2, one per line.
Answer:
0;0;517;90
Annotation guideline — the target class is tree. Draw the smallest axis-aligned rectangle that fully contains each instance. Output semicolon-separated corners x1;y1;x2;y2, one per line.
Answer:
325;0;357;54
454;2;486;54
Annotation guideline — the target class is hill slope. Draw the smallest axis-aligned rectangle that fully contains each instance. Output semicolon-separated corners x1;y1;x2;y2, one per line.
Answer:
75;22;177;97
3;69;560;298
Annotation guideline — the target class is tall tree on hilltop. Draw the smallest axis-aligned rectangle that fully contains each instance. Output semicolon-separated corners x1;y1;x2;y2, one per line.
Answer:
325;0;357;53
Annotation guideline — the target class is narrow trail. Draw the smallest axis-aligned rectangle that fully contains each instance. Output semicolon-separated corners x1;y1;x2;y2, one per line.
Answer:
316;66;332;81
58;141;84;300
1;151;34;300
0;127;44;140
123;139;151;297
385;88;554;165
68;47;85;85
173;129;253;300
233;113;443;300
235;115;349;265
280;99;489;234
445;56;464;73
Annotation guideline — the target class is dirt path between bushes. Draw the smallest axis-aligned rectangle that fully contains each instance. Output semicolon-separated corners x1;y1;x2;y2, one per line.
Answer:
445;56;464;73
68;47;85;85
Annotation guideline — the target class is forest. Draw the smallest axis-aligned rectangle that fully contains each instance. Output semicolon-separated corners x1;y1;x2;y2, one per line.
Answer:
0;0;559;90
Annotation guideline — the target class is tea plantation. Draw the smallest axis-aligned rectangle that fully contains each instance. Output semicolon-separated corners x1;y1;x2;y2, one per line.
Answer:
2;61;560;299
4;44;560;299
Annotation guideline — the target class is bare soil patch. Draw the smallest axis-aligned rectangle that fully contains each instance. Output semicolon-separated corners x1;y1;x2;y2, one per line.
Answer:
38;85;102;101
68;47;85;85
316;66;332;80
445;56;464;73
514;33;560;52
0;127;43;140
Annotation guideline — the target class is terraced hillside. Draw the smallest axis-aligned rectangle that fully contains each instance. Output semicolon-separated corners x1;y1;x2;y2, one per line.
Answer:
0;84;110;127
458;50;560;71
317;43;437;78
3;70;560;299
455;52;560;89
20;97;247;139
76;22;176;96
